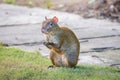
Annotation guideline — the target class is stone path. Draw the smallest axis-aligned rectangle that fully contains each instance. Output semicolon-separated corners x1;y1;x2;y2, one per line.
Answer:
0;4;120;68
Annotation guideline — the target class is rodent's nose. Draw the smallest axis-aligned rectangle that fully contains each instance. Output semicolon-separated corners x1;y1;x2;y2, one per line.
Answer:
41;29;48;34
41;29;45;33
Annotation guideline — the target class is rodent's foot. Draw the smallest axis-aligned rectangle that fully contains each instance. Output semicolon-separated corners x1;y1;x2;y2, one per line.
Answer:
47;65;55;69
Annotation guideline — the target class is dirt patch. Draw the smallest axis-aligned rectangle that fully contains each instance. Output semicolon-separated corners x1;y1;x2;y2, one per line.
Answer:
56;0;120;23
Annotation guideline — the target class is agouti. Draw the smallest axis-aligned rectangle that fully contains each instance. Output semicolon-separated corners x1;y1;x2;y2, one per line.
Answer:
41;16;80;67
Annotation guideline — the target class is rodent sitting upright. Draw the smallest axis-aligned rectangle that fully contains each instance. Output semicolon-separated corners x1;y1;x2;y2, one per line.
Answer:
41;16;80;67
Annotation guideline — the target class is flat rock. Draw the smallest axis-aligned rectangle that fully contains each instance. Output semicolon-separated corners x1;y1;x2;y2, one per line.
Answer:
0;4;120;67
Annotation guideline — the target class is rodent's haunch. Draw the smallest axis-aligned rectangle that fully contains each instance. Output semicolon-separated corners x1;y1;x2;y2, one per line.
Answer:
41;16;80;67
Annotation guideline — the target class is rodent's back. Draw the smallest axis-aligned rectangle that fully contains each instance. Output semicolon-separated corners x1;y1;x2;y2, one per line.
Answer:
60;27;80;54
61;27;79;44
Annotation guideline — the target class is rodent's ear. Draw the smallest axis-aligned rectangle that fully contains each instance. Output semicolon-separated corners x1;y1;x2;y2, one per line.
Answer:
53;16;58;22
45;16;48;20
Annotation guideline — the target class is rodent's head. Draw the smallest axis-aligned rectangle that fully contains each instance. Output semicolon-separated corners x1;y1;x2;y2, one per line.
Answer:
41;16;59;34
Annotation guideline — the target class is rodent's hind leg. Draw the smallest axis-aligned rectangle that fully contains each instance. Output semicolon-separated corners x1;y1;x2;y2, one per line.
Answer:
50;50;63;67
67;54;78;67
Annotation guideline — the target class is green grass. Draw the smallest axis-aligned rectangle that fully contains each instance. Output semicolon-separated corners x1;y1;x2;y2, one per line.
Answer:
0;45;120;80
44;0;54;9
4;0;16;4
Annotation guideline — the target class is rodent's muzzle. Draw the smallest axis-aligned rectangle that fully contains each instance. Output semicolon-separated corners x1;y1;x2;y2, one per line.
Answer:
41;28;48;34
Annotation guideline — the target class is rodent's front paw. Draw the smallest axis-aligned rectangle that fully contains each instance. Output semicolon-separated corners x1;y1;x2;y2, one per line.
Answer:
43;42;55;46
48;42;55;45
43;42;48;46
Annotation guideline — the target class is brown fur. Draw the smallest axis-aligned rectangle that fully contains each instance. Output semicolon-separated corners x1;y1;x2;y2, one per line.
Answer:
41;17;80;67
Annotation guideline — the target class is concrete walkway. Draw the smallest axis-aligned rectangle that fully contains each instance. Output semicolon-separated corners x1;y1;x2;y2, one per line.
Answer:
0;4;120;68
